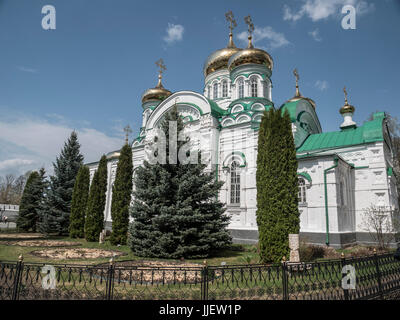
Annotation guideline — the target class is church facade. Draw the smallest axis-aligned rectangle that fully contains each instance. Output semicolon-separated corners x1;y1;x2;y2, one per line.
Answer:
87;17;399;248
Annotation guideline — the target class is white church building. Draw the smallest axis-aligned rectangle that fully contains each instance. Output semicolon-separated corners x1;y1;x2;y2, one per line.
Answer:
87;17;399;248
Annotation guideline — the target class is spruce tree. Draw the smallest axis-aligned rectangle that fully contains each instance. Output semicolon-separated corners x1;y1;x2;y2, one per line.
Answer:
69;165;90;238
256;108;300;263
38;131;84;235
110;144;133;245
129;106;231;258
84;155;108;242
16;169;46;232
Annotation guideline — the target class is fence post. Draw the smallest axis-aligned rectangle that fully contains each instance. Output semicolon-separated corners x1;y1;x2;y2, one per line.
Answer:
341;253;350;301
373;249;384;299
12;254;24;300
105;257;115;300
281;256;289;300
201;260;208;301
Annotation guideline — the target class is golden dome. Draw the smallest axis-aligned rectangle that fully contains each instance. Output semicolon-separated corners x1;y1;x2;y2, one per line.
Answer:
141;75;172;104
340;87;355;114
287;96;316;109
203;34;241;77
228;36;273;72
340;103;355;114
285;69;315;108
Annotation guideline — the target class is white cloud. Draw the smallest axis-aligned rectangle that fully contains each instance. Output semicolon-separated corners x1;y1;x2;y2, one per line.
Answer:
283;0;375;22
0;159;34;171
163;23;184;45
17;66;38;73
237;26;290;50
309;28;322;41
0;116;123;176
315;80;329;91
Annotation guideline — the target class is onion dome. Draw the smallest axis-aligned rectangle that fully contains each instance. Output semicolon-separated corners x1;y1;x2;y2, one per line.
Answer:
141;75;172;103
227;34;273;72
340;87;355;114
203;33;241;77
141;59;172;104
285;69;316;109
339;86;356;129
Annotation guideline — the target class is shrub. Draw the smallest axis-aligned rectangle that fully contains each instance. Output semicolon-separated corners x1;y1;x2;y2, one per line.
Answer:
299;244;325;262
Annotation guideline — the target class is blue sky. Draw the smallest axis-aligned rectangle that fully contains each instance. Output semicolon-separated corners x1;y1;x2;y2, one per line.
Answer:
0;0;399;176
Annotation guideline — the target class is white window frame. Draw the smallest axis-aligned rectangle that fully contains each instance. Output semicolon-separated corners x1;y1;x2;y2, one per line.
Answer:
238;78;244;99
298;177;307;204
222;80;228;98
250;77;258;97
213;82;218;99
230;161;241;205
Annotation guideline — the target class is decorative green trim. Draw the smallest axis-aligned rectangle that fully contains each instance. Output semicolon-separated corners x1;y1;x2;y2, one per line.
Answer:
231;72;268;82
222;151;247;168
298;172;312;183
388;167;394;177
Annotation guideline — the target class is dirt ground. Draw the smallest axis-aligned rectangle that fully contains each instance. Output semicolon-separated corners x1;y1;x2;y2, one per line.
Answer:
4;240;81;247
30;248;126;260
0;233;43;239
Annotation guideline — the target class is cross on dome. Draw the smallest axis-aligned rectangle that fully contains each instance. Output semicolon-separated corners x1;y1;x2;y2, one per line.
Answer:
124;125;132;144
225;11;237;34
244;15;255;48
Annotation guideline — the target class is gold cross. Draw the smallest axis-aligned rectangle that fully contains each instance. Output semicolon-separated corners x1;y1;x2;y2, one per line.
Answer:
293;69;301;97
293;69;300;85
244;15;255;37
343;86;348;104
124;125;132;144
155;58;166;77
225;11;237;34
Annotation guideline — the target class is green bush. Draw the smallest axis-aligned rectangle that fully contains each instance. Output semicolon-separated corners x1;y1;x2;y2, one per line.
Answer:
299;244;325;262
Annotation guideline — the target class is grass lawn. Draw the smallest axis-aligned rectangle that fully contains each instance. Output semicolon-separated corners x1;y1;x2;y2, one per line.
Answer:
0;232;260;266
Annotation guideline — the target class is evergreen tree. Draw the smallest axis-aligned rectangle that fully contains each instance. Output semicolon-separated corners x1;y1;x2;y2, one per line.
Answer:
38;131;84;235
256;108;300;263
110;144;133;245
129;106;231;258
69;165;90;238
16;168;46;232
84;155;108;241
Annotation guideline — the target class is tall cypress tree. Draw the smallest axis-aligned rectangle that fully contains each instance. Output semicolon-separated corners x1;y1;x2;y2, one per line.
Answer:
69;165;90;238
38;131;84;235
85;155;108;242
110;144;133;245
16;169;46;232
256;108;300;263
129;106;231;258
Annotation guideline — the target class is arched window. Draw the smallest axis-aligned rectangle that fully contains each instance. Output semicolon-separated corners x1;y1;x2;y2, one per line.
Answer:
298;178;307;204
250;77;258;97
213;83;218;99
207;85;211;98
238;78;244;98
222;80;228;98
230;161;241;204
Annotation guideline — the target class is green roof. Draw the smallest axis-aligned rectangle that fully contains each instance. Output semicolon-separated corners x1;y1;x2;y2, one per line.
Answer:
297;112;385;153
206;98;228;117
280;100;299;122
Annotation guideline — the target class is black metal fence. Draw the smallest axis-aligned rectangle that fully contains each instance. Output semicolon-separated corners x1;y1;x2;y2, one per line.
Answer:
1;252;400;300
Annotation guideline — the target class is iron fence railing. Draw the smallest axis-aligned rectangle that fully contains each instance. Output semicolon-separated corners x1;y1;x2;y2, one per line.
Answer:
1;252;400;300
